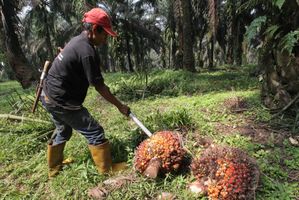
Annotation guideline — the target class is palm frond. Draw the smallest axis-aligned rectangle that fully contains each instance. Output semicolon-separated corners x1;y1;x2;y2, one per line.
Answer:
278;29;299;55
244;16;267;43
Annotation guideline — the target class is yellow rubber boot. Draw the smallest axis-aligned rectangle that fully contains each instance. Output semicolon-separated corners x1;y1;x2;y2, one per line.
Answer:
47;142;65;178
88;140;127;174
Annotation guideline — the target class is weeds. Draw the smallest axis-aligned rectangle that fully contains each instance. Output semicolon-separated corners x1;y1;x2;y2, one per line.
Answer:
145;108;195;132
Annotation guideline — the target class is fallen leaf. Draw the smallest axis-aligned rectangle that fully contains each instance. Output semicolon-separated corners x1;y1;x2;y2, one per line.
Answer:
157;192;176;200
87;187;107;200
289;137;299;146
188;180;207;195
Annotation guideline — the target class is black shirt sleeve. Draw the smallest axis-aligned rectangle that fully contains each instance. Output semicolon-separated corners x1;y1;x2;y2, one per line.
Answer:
82;55;104;86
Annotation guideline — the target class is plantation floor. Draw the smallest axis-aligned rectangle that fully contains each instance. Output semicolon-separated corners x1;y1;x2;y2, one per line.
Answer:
0;67;298;199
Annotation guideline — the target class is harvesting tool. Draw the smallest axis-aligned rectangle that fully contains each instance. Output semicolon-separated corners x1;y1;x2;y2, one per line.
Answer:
129;112;152;137
32;60;51;113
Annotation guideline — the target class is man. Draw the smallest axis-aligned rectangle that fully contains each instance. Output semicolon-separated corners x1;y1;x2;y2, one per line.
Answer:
42;8;130;178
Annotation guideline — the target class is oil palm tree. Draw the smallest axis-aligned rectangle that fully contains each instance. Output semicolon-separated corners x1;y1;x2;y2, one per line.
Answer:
0;0;36;88
105;0;163;71
243;0;299;111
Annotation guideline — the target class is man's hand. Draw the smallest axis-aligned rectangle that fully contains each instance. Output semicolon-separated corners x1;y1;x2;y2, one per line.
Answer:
118;104;130;117
57;47;63;54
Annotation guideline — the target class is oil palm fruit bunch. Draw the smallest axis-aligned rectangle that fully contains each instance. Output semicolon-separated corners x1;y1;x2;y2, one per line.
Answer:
134;131;186;178
190;146;259;200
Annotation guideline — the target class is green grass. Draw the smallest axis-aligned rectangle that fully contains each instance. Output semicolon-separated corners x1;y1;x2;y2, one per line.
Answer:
0;66;298;199
0;81;35;114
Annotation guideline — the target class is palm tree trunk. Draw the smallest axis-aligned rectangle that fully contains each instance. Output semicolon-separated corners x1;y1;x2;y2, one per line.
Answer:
208;0;218;69
181;0;195;72
208;38;214;69
99;45;109;72
41;2;54;60
167;1;177;69
174;0;183;69
125;32;134;72
132;33;141;69
234;20;242;66
0;0;36;88
115;37;127;72
226;0;235;65
161;44;167;68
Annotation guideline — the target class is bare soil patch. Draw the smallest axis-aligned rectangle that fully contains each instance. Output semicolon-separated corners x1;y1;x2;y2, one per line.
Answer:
219;97;290;145
88;173;138;199
215;97;298;184
191;132;213;148
223;96;249;113
215;122;288;145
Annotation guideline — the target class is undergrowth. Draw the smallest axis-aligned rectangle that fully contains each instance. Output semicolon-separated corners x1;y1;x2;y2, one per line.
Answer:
0;66;298;199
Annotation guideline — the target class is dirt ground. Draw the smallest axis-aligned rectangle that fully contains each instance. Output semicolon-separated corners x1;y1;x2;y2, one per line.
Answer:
214;97;299;184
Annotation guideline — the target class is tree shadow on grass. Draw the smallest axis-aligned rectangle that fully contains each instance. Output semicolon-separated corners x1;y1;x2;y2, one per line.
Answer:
112;68;259;102
108;129;148;163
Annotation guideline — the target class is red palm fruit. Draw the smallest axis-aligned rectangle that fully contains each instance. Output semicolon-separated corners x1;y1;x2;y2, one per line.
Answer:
134;131;186;175
190;146;260;200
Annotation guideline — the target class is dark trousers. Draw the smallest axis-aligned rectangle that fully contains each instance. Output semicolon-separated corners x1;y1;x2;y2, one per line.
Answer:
41;96;105;146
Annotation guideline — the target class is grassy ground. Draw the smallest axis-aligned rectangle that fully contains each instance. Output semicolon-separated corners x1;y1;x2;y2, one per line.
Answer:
0;66;298;199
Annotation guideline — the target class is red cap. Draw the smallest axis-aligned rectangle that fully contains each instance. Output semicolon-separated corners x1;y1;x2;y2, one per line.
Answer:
82;8;117;37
